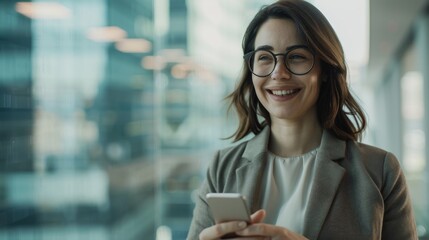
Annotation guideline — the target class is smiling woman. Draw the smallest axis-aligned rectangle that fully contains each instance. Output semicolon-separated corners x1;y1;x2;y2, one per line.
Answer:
187;0;418;239
1;0;425;239
229;1;365;143
250;18;321;135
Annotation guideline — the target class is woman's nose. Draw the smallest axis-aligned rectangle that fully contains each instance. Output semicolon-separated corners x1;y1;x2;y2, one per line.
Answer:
270;58;292;80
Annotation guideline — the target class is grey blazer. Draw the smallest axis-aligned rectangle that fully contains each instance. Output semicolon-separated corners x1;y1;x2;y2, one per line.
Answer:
187;127;417;240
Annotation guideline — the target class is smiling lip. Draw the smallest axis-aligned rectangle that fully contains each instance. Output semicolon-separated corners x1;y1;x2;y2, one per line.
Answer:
267;88;301;101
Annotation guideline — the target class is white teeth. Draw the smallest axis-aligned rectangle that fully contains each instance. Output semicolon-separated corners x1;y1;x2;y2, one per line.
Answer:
272;89;297;96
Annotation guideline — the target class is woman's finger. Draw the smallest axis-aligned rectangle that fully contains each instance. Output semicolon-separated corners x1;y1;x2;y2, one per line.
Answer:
250;209;266;224
199;221;248;240
237;223;308;240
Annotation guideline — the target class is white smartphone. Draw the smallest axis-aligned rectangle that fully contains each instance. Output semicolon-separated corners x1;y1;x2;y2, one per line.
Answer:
206;193;251;223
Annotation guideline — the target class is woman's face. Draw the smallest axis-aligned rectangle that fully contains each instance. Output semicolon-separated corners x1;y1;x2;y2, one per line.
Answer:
252;18;321;124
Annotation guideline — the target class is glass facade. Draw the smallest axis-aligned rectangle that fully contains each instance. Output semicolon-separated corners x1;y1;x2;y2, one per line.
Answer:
1;0;158;239
0;0;270;239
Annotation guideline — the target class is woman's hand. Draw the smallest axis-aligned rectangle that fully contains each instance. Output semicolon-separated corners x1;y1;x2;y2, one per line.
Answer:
198;209;266;240
236;210;309;240
236;224;309;240
199;209;308;240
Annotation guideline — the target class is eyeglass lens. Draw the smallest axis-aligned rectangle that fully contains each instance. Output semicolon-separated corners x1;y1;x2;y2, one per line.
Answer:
249;48;314;76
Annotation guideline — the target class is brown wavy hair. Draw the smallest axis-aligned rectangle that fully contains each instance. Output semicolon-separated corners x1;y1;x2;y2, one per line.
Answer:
227;0;366;142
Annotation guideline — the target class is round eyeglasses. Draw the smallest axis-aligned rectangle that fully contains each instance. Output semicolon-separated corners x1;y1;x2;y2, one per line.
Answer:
243;45;315;77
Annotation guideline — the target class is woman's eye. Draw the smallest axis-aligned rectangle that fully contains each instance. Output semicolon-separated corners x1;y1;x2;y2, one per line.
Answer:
289;54;305;60
288;54;309;63
257;55;272;61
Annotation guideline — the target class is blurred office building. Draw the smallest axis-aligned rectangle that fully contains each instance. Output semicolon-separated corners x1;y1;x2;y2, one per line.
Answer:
1;0;157;239
0;0;255;239
0;0;429;240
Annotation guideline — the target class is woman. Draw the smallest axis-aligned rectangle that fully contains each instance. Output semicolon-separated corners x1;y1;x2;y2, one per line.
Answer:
187;0;417;239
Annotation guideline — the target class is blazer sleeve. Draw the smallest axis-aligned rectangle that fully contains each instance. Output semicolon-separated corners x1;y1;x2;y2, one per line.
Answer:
381;152;418;240
186;151;219;240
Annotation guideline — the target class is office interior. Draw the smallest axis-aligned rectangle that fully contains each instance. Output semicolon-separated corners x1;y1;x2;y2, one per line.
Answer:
0;0;428;239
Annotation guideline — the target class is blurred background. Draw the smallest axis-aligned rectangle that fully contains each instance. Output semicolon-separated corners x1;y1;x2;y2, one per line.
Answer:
0;0;428;239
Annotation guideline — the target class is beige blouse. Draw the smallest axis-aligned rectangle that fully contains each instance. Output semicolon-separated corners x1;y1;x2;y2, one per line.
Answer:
261;148;319;234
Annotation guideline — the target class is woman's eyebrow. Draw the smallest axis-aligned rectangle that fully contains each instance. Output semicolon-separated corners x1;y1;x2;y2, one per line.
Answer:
255;44;307;51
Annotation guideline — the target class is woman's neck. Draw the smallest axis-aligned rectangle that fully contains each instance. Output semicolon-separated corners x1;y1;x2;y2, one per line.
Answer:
269;116;323;158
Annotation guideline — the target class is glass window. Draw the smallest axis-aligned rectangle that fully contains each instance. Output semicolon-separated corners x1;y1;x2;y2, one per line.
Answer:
400;43;428;237
1;1;262;239
2;1;158;239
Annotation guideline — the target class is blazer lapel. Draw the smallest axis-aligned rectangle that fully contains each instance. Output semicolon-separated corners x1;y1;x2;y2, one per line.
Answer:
234;126;346;239
302;130;346;239
236;127;270;213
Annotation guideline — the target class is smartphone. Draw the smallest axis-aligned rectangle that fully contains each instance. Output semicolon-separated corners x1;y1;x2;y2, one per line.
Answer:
206;193;251;223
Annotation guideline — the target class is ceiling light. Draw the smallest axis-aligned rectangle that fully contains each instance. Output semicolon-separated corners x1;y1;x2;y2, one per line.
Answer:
87;26;127;42
16;2;71;19
115;38;152;53
142;56;165;70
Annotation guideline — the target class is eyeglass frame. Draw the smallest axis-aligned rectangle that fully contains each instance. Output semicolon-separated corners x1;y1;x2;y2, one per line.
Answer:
243;45;316;77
